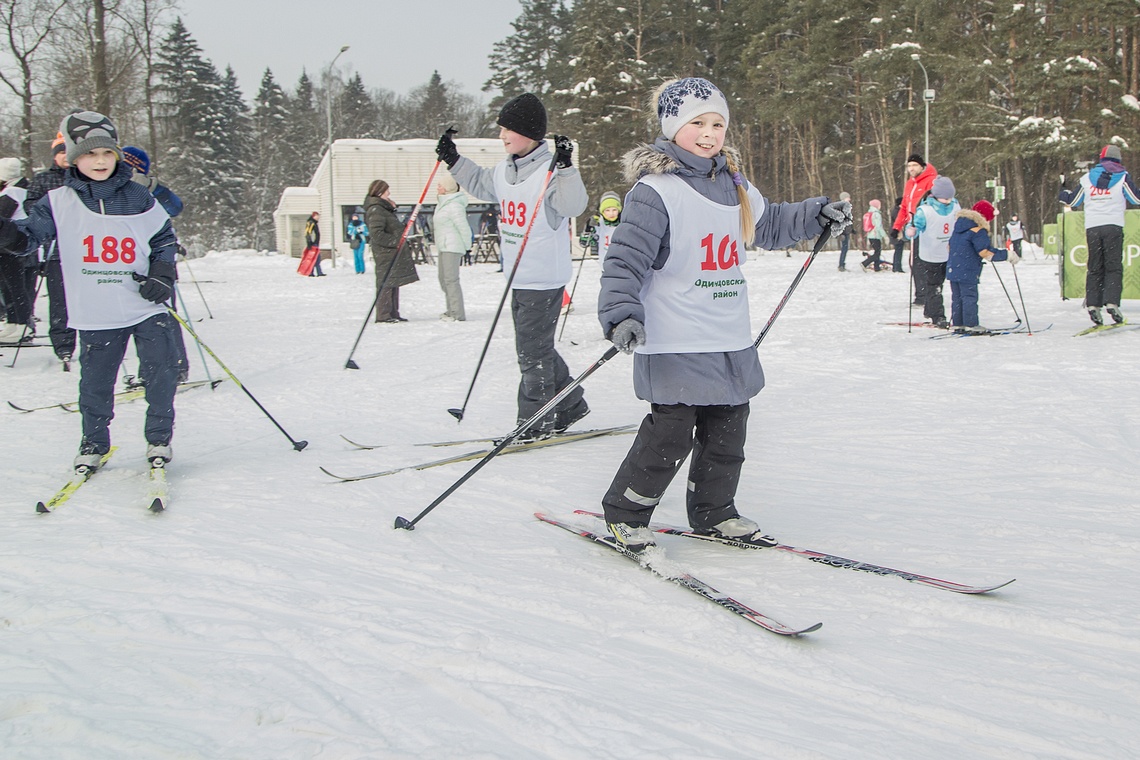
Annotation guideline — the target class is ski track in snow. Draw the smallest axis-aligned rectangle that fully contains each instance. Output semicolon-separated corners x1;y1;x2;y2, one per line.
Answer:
2;245;1138;759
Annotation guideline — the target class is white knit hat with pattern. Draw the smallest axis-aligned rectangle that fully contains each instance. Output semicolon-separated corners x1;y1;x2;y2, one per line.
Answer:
656;78;730;141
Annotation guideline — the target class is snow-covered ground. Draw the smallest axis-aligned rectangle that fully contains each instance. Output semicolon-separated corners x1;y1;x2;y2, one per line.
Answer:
2;241;1137;759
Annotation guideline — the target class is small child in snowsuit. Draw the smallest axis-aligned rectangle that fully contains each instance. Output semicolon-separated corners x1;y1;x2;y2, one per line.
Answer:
946;199;1014;332
0;111;180;470
905;175;960;328
437;94;590;439
579;191;622;262
597;77;851;551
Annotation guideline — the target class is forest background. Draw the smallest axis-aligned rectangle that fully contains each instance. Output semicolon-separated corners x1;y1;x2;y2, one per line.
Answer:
1;0;1137;253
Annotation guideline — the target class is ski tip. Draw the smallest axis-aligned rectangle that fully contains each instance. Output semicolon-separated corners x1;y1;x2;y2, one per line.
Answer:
345;359;360;370
149;498;165;513
293;440;309;452
35;501;50;513
393;516;415;531
447;408;464;421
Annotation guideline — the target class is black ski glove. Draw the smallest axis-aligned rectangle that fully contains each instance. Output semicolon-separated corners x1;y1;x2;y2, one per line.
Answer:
138;259;176;304
889;227;899;242
553;135;574;169
435;128;460;169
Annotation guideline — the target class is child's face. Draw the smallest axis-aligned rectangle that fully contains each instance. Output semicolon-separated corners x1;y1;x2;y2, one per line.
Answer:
602;207;620;221
673;112;726;159
499;127;538;157
75;148;117;182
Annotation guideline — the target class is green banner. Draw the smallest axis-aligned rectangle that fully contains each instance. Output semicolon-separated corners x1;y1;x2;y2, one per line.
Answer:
1058;209;1140;300
1043;224;1058;257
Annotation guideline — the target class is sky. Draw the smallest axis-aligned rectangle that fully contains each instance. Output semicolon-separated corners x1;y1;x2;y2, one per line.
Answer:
180;0;523;101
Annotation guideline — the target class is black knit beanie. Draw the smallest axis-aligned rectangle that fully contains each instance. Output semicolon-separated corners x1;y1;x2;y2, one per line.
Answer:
497;93;547;141
907;153;926;168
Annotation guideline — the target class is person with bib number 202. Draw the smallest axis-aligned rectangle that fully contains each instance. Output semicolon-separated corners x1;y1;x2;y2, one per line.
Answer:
595;77;851;554
0;111;181;473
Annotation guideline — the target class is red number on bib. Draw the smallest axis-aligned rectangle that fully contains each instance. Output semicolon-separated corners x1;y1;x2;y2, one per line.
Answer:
80;234;138;264
500;201;527;228
82;235;98;263
700;233;740;271
120;237;137;263
943;223;950;235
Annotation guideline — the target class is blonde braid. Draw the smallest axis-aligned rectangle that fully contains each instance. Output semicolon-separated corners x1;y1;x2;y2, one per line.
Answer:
723;151;754;246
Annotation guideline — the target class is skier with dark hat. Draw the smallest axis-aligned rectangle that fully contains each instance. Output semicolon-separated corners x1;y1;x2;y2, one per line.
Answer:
436;93;590;439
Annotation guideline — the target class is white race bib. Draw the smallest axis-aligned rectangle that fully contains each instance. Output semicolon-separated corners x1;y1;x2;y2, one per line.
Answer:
51;186;169;330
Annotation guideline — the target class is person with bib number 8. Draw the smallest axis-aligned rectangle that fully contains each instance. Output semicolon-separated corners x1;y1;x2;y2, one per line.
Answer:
0;110;181;473
595;77;851;553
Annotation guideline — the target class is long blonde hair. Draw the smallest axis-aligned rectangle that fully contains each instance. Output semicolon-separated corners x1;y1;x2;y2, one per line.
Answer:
650;79;754;246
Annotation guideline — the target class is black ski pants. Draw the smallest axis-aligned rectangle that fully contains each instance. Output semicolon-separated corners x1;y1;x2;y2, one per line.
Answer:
914;257;947;320
1084;224;1124;308
602;402;749;531
78;312;180;451
511;287;586;433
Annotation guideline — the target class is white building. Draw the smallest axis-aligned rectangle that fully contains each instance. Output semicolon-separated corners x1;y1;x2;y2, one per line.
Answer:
273;138;506;263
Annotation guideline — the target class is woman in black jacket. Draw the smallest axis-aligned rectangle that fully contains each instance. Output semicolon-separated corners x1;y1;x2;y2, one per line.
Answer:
364;180;417;322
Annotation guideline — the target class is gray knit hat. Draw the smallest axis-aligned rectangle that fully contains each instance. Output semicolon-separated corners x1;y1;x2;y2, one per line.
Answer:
931;175;956;200
60;110;122;165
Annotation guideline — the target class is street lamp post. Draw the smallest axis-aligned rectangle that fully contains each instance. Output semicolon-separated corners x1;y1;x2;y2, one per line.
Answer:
911;53;934;163
326;44;350;268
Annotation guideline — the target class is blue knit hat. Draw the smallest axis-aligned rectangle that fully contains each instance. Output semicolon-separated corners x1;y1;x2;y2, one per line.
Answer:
122;146;150;175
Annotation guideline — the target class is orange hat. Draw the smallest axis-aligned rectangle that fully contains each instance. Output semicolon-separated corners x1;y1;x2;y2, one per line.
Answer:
50;132;66;156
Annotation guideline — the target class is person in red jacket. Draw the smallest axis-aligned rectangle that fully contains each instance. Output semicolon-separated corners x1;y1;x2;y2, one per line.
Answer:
892;154;938;235
891;153;937;303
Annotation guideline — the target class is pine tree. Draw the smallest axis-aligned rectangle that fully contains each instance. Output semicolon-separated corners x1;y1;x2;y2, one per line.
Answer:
340;73;379;139
248;68;291;250
290;71;325;181
484;0;575;113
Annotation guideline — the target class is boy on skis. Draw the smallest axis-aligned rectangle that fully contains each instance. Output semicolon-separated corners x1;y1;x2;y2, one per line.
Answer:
436;94;590;439
0;111;181;471
905;176;959;328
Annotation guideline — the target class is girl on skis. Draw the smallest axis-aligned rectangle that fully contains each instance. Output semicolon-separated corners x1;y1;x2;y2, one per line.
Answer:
596;77;851;552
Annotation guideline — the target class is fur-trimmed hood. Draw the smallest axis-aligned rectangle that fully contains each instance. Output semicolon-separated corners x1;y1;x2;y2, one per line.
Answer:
956;208;990;231
622;138;744;185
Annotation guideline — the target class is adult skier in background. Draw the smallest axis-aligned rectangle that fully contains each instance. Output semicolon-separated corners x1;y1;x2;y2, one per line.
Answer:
596;77;850;552
1059;144;1140;325
0;157;32;345
437;93;590;440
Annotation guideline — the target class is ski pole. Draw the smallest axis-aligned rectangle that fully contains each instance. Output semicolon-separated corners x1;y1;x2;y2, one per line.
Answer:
174;282;217;387
557;229;590;343
396;345;619;531
6;271;44;369
135;278;308;451
753;227;832;347
1009;259;1033;335
448;148;561;422
907;240;915;334
177;252;214;319
987;260;1022;325
344;129;454;370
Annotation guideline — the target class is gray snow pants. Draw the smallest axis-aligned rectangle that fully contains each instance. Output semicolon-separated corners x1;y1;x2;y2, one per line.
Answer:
602;403;749;531
511;287;586;433
437;250;465;320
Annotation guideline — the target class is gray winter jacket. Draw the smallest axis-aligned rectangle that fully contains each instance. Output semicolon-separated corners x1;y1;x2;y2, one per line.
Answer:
599;138;827;406
447;141;588;232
